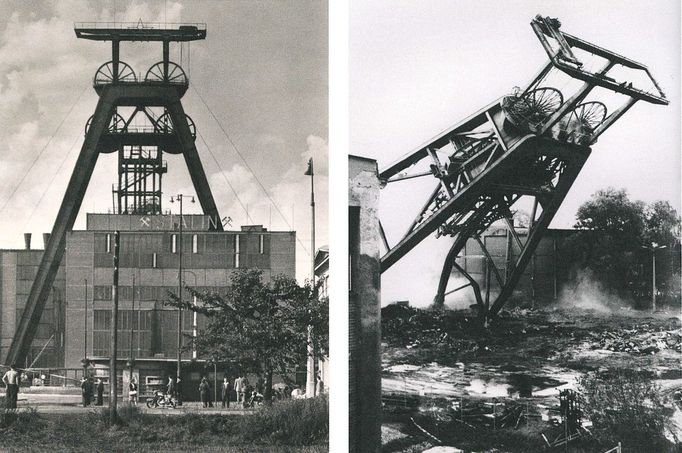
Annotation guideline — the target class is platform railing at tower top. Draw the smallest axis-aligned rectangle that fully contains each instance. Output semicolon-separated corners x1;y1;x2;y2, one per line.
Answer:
74;22;206;31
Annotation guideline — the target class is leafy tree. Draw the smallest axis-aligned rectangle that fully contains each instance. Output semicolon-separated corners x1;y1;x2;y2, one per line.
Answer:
570;188;645;292
644;200;681;247
568;188;680;297
167;269;328;402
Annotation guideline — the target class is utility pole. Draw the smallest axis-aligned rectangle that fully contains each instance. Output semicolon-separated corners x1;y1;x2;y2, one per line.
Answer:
170;194;194;405
83;278;88;376
129;273;135;379
304;158;316;397
110;231;120;422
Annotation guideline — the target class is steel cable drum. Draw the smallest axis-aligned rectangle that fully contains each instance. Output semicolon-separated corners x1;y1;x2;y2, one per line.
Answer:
502;87;564;133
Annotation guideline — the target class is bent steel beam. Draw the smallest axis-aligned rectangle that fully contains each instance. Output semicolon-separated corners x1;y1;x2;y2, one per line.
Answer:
377;15;667;320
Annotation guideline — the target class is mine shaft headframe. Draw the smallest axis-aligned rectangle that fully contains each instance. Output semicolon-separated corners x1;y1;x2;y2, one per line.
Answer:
3;22;219;368
530;15;668;106
375;14;668;320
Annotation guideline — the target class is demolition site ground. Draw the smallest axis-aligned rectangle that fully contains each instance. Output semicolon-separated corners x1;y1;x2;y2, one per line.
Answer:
380;304;682;453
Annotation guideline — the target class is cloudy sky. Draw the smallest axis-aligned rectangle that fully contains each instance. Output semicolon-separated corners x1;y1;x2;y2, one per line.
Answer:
0;0;328;282
350;0;680;306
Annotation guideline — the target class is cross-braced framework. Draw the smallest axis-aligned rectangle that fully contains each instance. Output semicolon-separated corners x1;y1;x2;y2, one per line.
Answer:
6;22;222;366
378;15;668;322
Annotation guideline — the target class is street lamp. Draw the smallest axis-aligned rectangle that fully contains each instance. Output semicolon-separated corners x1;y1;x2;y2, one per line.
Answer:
209;357;217;408
642;242;667;311
304;157;316;397
169;193;195;405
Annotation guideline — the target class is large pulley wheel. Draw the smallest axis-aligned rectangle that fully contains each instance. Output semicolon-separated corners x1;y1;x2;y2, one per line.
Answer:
503;87;564;131
93;61;136;86
145;61;188;85
85;112;126;135
145;61;188;96
569;101;607;132
154;112;196;139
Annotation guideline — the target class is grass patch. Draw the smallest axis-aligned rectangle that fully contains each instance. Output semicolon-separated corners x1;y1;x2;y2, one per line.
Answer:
0;396;328;452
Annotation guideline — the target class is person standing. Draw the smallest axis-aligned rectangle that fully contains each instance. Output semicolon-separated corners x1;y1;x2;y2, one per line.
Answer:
81;377;90;407
129;378;138;405
199;377;210;408
233;375;243;407
96;378;104;406
2;364;20;409
221;377;231;408
166;376;175;398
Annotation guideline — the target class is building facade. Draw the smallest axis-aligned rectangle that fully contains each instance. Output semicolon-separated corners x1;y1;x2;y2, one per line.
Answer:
0;213;295;398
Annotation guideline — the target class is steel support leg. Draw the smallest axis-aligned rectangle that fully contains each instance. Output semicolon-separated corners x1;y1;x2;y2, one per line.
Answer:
165;100;223;231
5;91;117;366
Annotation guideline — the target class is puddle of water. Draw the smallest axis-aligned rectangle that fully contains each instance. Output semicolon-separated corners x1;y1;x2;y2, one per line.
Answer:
383;361;579;399
384;364;421;373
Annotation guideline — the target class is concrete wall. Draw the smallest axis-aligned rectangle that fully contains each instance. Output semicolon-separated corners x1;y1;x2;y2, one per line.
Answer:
348;156;382;453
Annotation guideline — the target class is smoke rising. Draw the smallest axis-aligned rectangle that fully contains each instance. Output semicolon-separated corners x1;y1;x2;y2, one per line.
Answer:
558;269;626;313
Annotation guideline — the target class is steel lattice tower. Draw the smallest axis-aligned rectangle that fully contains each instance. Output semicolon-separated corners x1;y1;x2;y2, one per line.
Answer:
6;22;222;366
378;16;668;322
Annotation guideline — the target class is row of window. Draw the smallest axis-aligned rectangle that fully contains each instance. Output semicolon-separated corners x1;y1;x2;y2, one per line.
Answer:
91;309;205;357
93;251;271;269
92;309;204;332
93;285;230;301
101;233;268;255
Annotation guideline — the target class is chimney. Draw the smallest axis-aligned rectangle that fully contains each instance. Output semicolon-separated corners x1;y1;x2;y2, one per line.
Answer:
43;233;51;249
24;233;31;250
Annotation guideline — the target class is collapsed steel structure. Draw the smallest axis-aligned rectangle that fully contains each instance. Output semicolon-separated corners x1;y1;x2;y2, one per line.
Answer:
6;22;223;366
378;15;668;320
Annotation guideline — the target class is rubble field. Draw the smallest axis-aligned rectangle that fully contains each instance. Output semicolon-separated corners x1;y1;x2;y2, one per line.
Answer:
380;304;682;453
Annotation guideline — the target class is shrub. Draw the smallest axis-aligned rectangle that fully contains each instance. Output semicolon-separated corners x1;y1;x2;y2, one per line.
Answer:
239;394;329;445
578;369;675;452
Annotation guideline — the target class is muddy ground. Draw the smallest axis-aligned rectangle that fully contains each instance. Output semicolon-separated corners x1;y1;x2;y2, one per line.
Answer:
380;305;682;453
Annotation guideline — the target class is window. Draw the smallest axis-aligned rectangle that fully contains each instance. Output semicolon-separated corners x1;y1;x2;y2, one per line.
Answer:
152;252;157;268
192;234;198;254
259;234;264;254
93;310;111;330
106;233;111;253
94;286;112;301
171;234;177;253
235;235;240;268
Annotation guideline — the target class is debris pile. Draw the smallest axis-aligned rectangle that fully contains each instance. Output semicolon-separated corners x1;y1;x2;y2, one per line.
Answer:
586;326;682;354
382;304;478;349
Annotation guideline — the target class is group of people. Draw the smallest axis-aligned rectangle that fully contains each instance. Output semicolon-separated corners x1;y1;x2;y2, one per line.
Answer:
197;375;257;408
80;376;105;407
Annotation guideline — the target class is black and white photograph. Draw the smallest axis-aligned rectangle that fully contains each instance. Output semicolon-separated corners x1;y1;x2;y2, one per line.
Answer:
0;0;328;451
350;1;680;452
